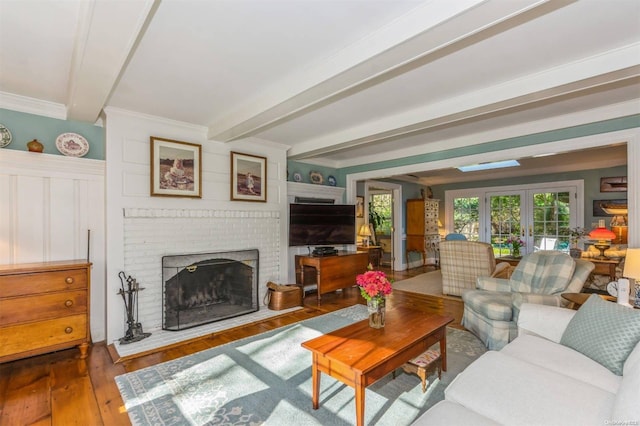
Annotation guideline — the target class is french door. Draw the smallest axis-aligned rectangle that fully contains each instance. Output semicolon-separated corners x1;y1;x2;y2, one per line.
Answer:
487;186;578;256
446;180;583;256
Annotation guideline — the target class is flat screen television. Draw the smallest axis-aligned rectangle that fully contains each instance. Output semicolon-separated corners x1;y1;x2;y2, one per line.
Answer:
289;203;356;247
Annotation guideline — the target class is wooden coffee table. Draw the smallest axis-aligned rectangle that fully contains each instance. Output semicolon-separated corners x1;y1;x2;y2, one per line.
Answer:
301;306;453;426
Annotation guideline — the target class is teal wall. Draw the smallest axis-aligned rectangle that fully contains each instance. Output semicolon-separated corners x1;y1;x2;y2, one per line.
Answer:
340;115;639;176
0;108;105;160
287;160;340;186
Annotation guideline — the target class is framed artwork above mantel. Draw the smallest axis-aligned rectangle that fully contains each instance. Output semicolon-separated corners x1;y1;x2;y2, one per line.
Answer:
150;137;202;198
231;151;267;202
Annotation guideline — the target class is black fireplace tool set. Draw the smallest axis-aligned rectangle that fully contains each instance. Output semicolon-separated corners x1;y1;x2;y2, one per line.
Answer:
117;271;151;344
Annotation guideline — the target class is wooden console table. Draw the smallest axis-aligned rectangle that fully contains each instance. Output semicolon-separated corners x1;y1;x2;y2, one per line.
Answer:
497;255;621;281
295;251;369;304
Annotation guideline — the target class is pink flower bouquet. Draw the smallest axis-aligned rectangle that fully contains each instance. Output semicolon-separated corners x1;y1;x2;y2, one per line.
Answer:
356;268;392;302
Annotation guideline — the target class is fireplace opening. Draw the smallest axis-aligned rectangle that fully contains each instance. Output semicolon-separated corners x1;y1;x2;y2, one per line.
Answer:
162;249;259;331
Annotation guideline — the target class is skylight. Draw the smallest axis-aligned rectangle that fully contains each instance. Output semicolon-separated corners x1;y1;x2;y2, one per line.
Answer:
457;160;520;172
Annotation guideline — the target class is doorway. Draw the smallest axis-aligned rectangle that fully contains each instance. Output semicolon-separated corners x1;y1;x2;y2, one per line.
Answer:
369;190;393;266
363;180;403;270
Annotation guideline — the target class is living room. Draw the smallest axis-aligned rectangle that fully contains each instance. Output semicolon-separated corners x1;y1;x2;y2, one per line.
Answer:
1;1;639;425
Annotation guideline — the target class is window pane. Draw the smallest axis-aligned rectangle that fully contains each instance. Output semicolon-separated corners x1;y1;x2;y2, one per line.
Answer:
490;195;521;256
532;191;571;252
453;197;479;241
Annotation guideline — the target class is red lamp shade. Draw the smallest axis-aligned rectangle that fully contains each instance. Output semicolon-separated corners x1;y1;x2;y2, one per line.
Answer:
588;227;616;242
588;225;616;259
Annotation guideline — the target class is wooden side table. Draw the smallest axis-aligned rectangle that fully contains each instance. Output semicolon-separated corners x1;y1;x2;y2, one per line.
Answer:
495;256;522;267
357;245;382;267
585;257;621;281
562;292;616;310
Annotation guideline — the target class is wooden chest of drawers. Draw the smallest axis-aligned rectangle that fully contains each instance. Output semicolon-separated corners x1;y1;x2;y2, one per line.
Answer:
0;260;91;363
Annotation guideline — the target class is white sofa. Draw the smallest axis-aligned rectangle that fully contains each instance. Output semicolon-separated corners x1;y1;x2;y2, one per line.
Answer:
414;302;640;425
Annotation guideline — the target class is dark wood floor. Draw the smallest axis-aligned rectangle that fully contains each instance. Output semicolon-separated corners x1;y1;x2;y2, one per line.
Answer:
0;265;462;426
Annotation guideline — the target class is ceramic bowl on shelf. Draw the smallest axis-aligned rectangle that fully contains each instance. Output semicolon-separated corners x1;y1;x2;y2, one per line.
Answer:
309;171;324;184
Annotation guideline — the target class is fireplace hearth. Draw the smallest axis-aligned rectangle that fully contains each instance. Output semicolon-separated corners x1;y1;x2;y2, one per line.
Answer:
162;249;259;331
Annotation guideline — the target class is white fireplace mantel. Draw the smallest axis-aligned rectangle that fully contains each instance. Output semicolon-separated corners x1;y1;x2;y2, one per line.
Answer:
287;181;345;203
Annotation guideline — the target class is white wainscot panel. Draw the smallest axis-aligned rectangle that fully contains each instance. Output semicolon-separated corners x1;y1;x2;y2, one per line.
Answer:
15;176;45;263
123;171;149;196
122;138;149;165
49;178;77;260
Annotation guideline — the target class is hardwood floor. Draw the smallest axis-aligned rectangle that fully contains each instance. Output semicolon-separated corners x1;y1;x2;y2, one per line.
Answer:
0;266;462;426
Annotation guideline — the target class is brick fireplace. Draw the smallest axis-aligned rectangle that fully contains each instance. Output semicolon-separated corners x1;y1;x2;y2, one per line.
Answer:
120;208;280;335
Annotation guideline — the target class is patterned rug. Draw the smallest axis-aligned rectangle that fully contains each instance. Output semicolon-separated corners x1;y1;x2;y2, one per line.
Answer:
116;305;486;426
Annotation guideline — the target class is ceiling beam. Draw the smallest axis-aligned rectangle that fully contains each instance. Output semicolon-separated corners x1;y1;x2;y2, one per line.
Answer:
207;0;563;142
288;43;640;160
66;0;158;123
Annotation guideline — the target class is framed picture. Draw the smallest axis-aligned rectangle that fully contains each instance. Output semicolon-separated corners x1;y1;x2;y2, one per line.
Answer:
231;152;267;202
356;196;364;218
600;176;627;192
593;199;627;217
150;137;202;198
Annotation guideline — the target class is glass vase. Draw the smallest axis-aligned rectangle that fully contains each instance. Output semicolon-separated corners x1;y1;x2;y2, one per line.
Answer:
511;246;521;258
367;297;385;328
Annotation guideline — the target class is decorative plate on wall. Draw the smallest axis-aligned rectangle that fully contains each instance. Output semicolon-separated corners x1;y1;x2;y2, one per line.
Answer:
293;172;302;182
0;124;12;148
327;175;337;186
309;171;324;185
56;133;89;157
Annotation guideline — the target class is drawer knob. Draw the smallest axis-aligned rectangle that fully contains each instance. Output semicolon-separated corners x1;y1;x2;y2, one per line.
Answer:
65;277;74;284
65;300;73;307
65;327;73;334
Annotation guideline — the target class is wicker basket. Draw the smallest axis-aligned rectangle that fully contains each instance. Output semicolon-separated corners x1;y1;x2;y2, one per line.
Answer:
265;282;302;310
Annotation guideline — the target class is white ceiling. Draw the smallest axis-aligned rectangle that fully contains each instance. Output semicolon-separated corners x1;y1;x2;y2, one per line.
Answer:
1;0;639;180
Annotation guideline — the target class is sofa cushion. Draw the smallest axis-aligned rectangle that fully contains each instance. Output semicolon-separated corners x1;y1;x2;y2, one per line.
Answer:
461;290;512;321
501;334;621;393
509;251;575;294
411;400;499;426
611;361;640;422
560;294;640;375
445;351;615;425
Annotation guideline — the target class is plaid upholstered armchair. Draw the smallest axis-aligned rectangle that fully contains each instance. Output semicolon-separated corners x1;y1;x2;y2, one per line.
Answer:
461;251;594;350
439;241;511;296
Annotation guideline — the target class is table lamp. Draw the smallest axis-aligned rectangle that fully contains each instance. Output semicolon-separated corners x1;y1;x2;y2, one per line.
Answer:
601;203;628;244
588;220;616;259
623;248;640;307
358;224;372;246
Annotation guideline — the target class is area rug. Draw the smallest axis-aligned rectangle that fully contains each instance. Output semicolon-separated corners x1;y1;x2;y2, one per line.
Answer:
116;305;485;426
392;270;461;301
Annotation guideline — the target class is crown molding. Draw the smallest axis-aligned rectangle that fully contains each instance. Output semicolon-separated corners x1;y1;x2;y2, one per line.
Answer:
103;106;208;134
0;91;67;120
